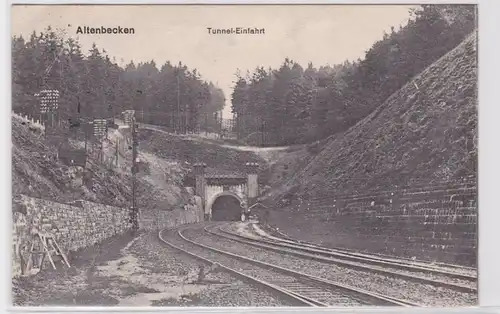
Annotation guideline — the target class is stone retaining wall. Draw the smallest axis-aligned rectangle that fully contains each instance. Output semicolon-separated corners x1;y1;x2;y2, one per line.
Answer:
12;194;202;277
263;182;477;266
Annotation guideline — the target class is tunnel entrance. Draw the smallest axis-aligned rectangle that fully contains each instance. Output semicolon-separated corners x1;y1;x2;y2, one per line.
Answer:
211;195;242;221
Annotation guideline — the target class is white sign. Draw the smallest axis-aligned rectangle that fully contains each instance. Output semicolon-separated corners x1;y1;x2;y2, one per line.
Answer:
123;110;135;125
93;119;108;139
35;89;60;113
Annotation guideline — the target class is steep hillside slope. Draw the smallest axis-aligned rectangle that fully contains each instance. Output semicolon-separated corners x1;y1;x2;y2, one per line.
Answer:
138;129;268;181
275;32;477;200
11;114;190;211
12;115;125;206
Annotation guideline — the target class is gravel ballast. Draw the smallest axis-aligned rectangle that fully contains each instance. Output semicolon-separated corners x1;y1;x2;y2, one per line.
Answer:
182;225;477;307
219;223;476;288
12;230;289;307
130;232;289;306
161;226;364;306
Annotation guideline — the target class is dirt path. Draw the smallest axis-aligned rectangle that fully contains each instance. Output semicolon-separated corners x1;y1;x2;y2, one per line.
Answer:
95;235;206;306
13;231;289;307
140;123;293;164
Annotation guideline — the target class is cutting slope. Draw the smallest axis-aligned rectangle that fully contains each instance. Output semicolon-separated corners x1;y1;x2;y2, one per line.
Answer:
277;32;477;200
137;128;268;180
11;114;190;210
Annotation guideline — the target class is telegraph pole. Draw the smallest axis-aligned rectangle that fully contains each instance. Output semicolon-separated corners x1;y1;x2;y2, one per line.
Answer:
261;121;265;147
130;118;139;232
115;140;119;167
205;112;208;136
177;71;180;134
100;141;104;163
236;113;240;140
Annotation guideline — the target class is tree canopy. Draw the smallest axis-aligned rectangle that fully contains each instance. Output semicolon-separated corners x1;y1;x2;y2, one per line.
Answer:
12;27;225;134
231;5;476;146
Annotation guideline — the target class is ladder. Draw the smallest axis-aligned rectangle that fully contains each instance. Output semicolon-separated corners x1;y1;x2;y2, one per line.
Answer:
24;232;71;275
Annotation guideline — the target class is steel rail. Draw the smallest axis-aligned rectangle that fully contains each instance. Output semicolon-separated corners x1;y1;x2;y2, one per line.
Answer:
177;225;420;307
209;223;476;293
227;223;477;279
260;223;477;272
158;227;322;307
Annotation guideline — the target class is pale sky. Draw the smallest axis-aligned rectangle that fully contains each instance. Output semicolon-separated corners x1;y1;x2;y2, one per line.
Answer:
11;4;415;118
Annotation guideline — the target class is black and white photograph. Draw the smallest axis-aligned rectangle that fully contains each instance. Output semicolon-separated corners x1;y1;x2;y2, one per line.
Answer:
10;4;478;307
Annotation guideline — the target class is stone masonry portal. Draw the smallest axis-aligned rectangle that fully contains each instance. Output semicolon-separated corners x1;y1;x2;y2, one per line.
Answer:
193;162;259;221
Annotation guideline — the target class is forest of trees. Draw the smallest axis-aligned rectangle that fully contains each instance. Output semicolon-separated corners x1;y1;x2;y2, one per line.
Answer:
231;5;477;146
12;27;225;134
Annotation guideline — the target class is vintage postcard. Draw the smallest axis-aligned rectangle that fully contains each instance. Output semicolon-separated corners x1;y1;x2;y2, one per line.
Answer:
11;4;477;307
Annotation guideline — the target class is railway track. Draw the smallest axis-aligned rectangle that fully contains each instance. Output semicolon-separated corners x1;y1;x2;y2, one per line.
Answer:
260;223;476;274
210;222;477;293
185;222;476;306
158;224;420;307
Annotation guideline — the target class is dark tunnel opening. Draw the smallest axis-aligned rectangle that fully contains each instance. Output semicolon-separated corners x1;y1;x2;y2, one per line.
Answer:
211;195;242;221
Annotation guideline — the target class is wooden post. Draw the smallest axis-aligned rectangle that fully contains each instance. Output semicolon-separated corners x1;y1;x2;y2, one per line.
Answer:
115;140;119;167
391;191;401;212
100;141;104;163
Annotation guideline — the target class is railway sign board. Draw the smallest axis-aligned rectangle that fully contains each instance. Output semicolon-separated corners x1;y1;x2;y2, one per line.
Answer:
34;89;59;113
46;134;66;148
93;119;108;140
45;127;69;145
123;110;135;126
58;147;87;167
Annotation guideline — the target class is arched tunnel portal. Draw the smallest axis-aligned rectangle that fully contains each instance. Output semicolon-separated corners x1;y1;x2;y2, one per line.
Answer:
208;192;244;221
